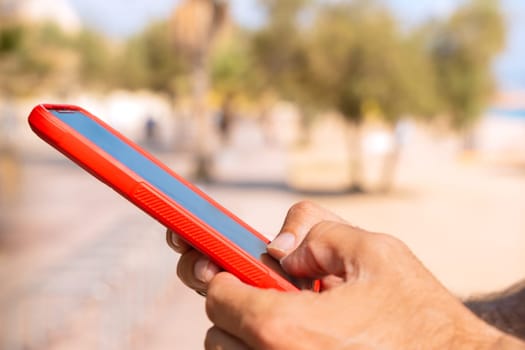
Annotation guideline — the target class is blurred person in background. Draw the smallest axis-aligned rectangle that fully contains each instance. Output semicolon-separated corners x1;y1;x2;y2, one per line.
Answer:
217;92;236;145
167;201;525;349
143;115;160;150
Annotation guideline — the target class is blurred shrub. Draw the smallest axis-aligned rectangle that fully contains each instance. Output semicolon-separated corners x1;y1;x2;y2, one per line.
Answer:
427;0;505;130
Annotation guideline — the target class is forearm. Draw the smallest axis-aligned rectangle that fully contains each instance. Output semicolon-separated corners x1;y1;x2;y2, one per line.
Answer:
465;279;525;341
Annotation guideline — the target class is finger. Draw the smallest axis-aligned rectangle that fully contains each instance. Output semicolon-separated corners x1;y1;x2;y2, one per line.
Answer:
204;326;250;350
281;221;369;280
177;250;221;292
320;275;345;290
166;229;191;254
206;272;281;348
267;201;346;259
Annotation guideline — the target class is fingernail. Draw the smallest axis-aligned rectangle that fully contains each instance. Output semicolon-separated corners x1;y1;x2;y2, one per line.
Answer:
268;232;296;253
194;258;219;283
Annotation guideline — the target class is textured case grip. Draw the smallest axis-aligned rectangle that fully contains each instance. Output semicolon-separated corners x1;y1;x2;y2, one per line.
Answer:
132;182;274;288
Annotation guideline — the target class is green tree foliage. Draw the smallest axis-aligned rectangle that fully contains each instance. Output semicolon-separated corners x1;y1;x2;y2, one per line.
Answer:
249;0;311;100
291;1;438;125
0;0;503;135
74;30;114;90
210;30;257;100
428;0;505;130
247;0;443;191
116;21;188;94
249;0;440;125
0;25;24;53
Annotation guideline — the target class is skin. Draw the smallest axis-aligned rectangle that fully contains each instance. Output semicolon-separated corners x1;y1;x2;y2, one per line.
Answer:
166;201;525;349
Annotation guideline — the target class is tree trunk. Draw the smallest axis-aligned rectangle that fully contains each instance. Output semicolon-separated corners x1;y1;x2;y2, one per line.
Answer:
379;132;401;193
348;121;364;193
192;57;213;181
380;121;409;192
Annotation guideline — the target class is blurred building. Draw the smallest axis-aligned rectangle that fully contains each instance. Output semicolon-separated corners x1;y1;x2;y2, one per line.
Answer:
1;0;81;33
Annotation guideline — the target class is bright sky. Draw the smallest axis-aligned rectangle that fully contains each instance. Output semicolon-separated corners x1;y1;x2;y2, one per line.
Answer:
68;0;525;89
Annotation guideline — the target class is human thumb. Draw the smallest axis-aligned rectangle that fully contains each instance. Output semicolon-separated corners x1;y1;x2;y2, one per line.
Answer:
280;221;366;280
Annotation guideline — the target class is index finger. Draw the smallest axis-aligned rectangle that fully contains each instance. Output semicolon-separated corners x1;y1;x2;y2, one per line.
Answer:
205;273;285;348
267;201;346;259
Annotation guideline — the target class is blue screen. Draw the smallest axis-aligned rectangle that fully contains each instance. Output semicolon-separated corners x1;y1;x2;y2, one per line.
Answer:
51;110;268;259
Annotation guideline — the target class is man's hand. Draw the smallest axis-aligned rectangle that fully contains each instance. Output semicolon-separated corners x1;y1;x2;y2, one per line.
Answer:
166;201;525;349
204;221;520;349
166;201;345;293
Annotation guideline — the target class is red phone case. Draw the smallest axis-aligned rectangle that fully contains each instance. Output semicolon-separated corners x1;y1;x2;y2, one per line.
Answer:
28;104;301;291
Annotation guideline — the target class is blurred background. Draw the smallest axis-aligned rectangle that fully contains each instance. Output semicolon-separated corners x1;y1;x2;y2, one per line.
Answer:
1;0;524;348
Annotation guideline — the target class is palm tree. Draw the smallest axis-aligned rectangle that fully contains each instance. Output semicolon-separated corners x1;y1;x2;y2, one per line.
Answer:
170;0;228;181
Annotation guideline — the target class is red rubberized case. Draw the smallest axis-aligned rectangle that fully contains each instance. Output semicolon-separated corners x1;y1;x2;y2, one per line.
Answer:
28;104;304;292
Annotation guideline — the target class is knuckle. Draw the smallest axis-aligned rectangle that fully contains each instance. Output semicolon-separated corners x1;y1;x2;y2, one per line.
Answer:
301;226;327;256
287;200;319;217
367;233;407;258
309;220;341;238
204;327;219;350
176;250;203;290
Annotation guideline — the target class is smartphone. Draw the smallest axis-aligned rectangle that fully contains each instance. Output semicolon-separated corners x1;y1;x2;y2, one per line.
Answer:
28;104;307;292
